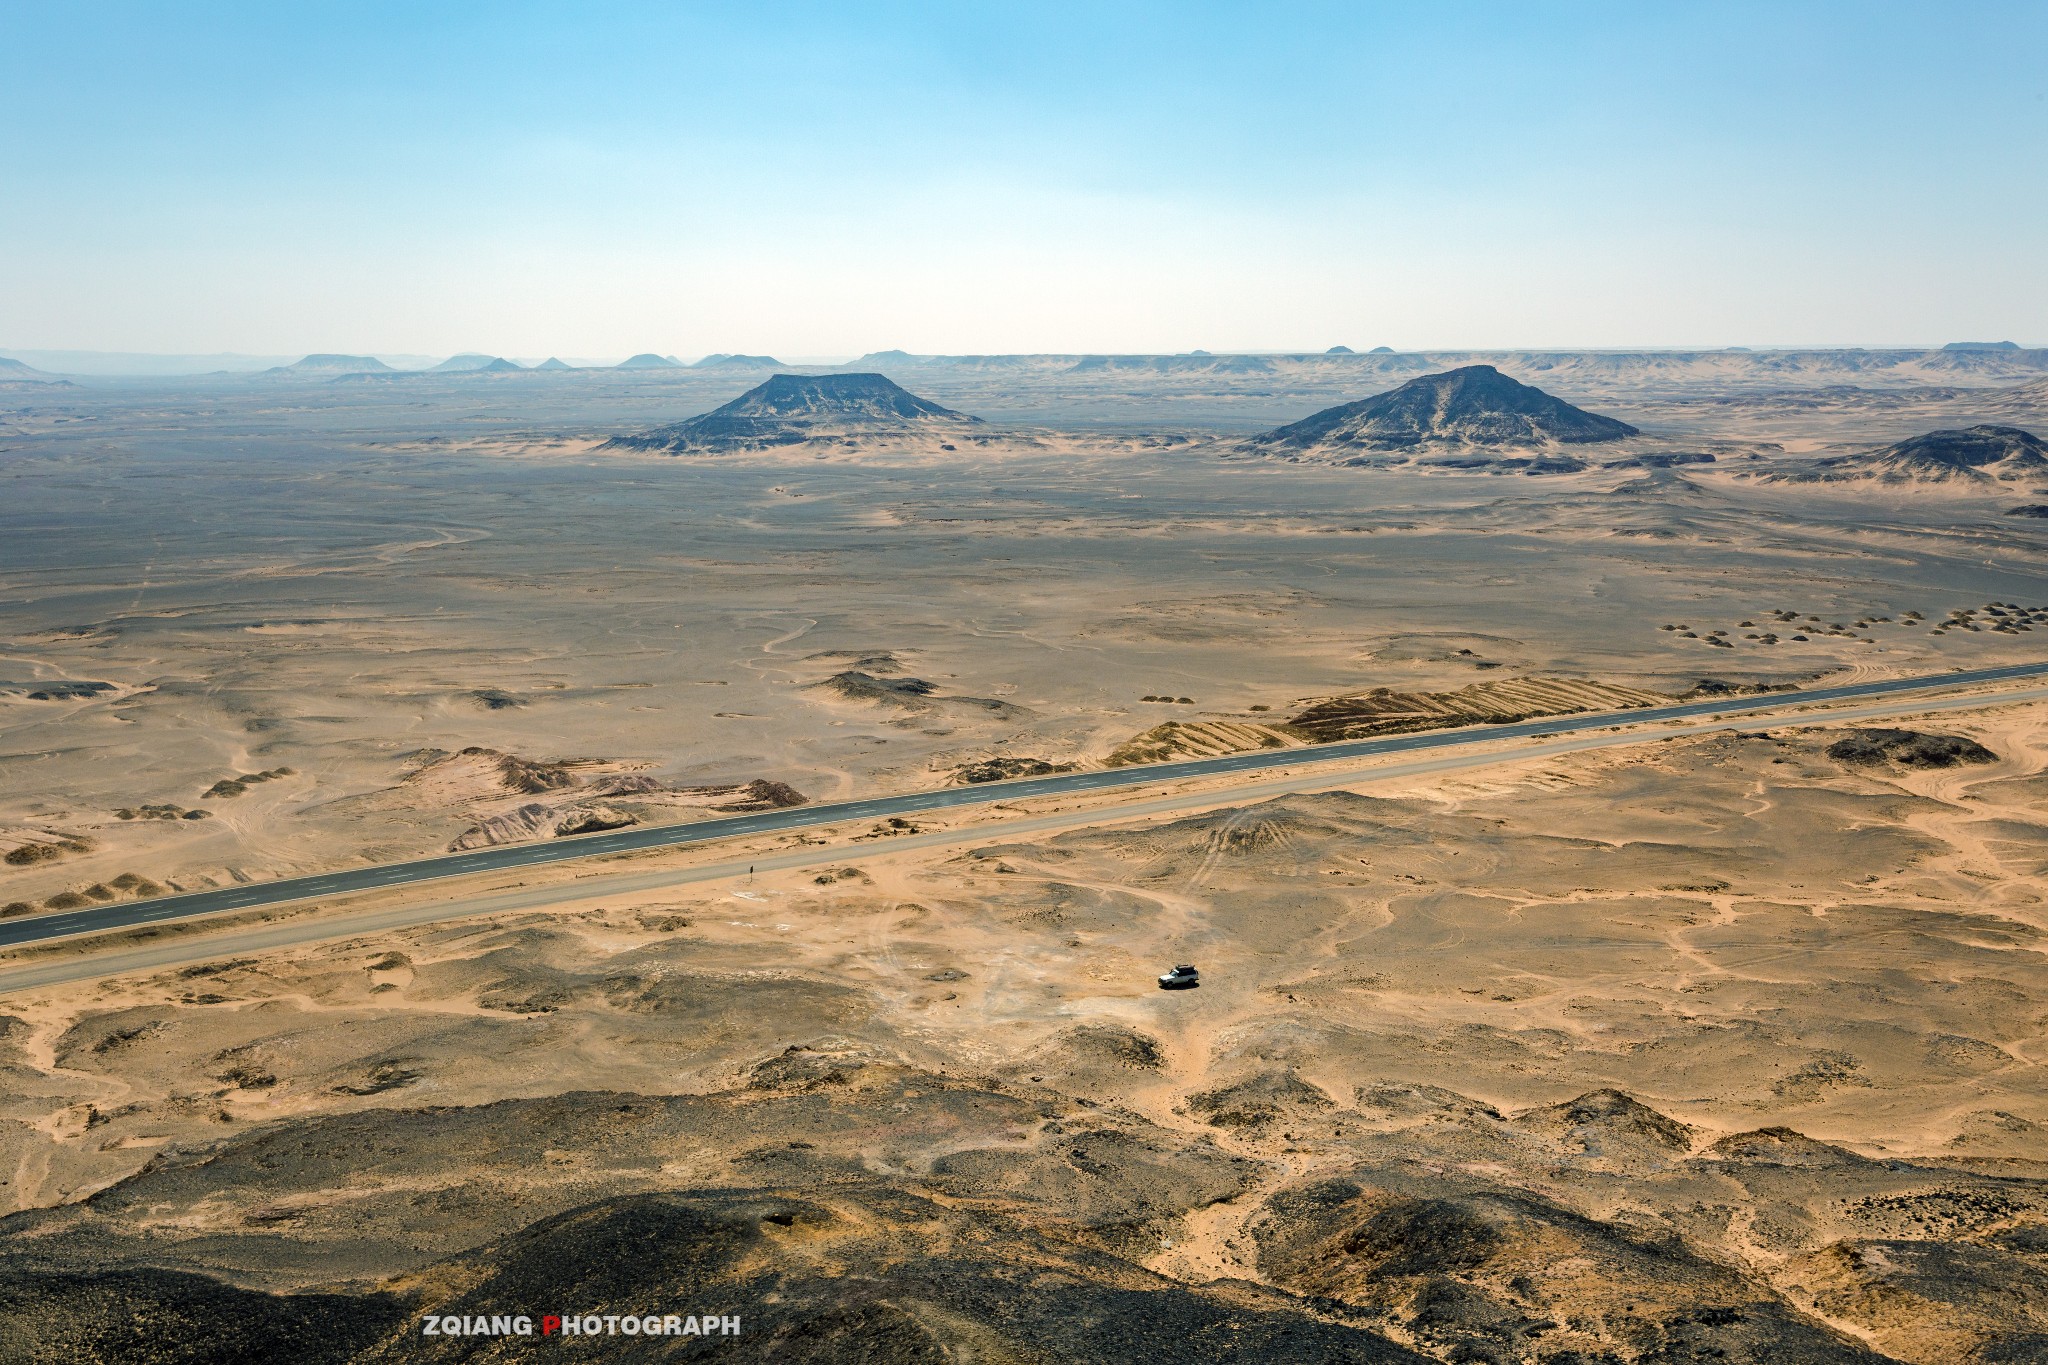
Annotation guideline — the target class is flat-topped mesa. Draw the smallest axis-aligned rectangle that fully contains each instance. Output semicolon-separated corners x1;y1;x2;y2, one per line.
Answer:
0;357;68;384
1770;424;2048;485
262;353;396;376
603;372;980;454
1244;363;1639;457
690;353;783;369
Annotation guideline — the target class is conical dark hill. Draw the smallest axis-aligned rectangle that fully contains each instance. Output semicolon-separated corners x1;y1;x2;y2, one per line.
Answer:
603;373;979;454
1247;364;1638;455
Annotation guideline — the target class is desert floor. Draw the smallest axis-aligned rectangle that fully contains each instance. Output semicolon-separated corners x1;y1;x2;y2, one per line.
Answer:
2;361;2047;1361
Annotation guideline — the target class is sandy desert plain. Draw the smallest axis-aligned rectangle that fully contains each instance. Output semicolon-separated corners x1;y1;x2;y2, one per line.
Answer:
3;347;2048;1362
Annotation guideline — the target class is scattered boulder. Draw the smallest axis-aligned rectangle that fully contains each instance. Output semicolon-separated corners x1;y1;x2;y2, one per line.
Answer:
202;767;295;799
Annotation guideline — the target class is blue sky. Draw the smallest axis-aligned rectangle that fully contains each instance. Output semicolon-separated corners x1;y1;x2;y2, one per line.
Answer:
3;2;2044;356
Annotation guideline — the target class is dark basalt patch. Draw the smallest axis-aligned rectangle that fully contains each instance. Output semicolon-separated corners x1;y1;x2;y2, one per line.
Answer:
23;680;117;701
0;1268;403;1365
1187;1070;1336;1131
1606;451;1717;469
1826;728;1997;769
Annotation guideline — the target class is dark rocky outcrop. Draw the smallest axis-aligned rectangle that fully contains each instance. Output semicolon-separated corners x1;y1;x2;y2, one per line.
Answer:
818;669;1021;719
1187;1070;1336;1131
1605;450;1716;469
1826;728;1997;769
953;757;1075;784
1772;425;2048;484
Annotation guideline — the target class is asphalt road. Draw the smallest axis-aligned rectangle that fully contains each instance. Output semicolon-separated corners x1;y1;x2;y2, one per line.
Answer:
4;659;2045;952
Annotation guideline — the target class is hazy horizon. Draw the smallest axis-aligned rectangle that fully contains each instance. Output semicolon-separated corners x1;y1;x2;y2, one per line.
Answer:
6;338;2045;379
5;2;2044;358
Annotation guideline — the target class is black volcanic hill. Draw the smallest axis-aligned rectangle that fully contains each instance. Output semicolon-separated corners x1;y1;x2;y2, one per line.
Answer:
1774;425;2048;485
603;373;979;454
1246;364;1639;455
615;353;680;369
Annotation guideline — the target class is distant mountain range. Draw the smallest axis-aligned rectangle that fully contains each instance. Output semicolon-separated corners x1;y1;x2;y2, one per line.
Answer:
602;373;978;454
750;349;2048;398
612;352;788;370
263;353;575;379
19;345;2048;389
1244;365;1638;459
